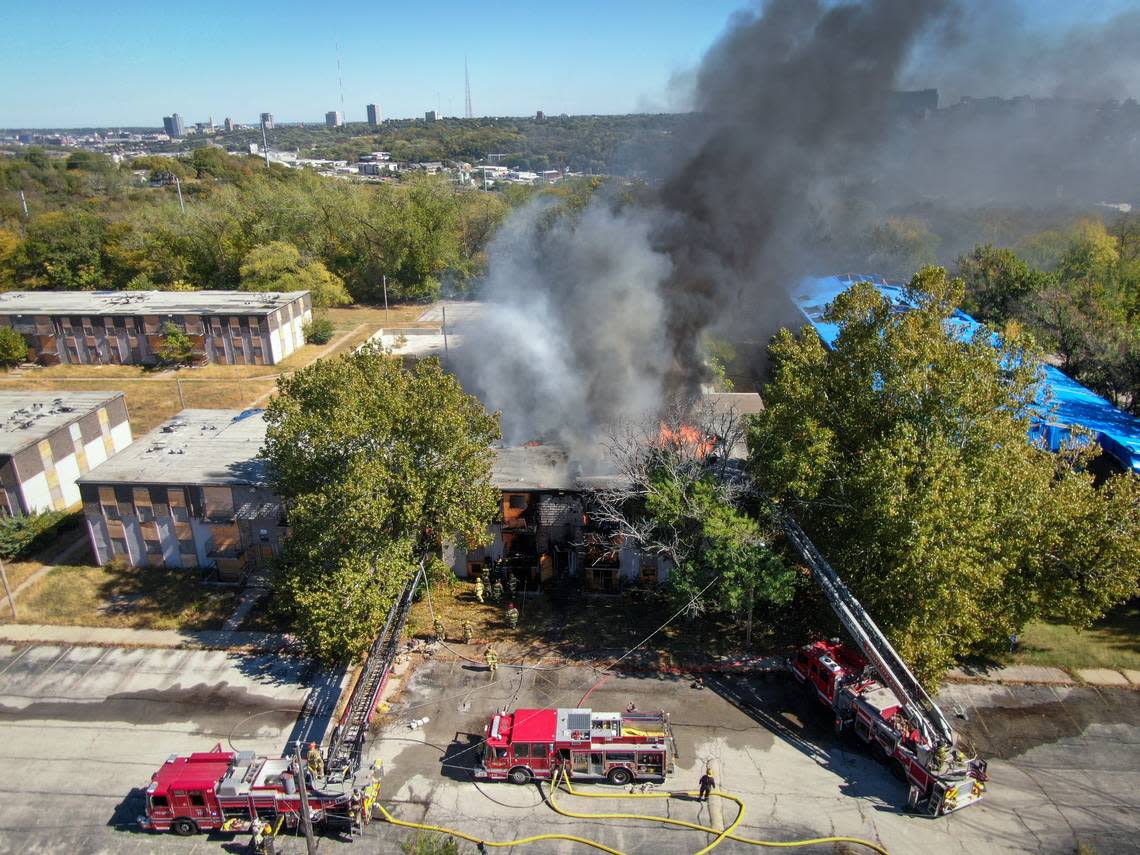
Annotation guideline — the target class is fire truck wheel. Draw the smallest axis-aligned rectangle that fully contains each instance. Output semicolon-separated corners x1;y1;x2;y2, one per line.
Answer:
891;758;908;782
508;766;533;785
171;818;198;836
606;767;632;786
870;741;889;764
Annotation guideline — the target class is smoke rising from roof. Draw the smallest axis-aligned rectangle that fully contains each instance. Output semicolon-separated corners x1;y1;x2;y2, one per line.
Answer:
458;0;1140;451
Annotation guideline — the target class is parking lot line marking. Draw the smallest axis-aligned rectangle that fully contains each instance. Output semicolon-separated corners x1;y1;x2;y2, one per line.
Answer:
0;644;33;676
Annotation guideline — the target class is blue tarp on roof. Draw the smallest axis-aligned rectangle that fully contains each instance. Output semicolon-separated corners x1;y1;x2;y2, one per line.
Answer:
791;274;1140;473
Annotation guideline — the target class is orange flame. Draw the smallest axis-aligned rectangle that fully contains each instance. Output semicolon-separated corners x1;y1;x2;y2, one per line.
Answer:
657;422;715;458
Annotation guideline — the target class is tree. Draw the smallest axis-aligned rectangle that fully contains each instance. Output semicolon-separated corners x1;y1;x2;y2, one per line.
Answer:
303;317;335;344
155;322;193;365
14;210;107;290
863;217;939;280
0;326;29;367
261;345;501;661
748;267;1140;684
590;403;795;646
955;244;1052;323
239;241;351;308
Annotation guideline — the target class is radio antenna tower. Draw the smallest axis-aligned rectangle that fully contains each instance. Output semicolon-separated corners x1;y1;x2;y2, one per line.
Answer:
464;56;474;119
336;39;346;115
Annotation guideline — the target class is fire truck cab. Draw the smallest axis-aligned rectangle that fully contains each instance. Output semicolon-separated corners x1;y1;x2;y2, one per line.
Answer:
476;707;675;786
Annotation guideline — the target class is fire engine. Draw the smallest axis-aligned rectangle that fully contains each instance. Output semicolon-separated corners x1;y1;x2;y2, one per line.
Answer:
137;744;356;836
782;515;989;815
475;707;676;785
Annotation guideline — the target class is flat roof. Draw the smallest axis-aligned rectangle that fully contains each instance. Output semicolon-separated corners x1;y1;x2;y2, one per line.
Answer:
491;444;626;491
0;391;124;456
78;408;269;487
792;274;1140;473
0;290;309;317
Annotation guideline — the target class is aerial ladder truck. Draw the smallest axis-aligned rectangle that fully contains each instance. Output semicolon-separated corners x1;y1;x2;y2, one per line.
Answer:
782;514;988;815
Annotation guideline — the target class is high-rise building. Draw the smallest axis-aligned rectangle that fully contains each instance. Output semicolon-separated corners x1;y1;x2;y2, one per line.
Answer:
260;112;274;130
325;111;344;128
223;117;234;132
162;113;185;137
424;110;438;123
366;103;380;126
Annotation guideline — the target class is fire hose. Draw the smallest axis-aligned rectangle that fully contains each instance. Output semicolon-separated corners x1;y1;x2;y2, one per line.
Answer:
372;766;891;855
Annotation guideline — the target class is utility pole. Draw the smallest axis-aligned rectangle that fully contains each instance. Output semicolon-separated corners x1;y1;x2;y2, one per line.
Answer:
18;190;28;216
293;748;318;855
176;376;186;409
382;275;389;326
0;556;16;620
173;176;185;215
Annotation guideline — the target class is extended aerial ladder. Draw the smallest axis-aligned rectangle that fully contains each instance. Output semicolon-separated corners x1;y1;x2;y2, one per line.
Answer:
323;567;424;782
780;513;956;749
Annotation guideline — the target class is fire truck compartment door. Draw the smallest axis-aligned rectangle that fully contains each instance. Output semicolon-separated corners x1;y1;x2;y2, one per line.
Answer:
589;752;605;776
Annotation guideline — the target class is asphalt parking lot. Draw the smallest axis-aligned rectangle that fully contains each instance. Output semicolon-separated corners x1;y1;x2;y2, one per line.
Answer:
366;656;1140;855
0;642;340;855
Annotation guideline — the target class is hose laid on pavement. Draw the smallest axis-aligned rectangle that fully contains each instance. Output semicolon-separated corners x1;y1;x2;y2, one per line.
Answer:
371;800;625;854
547;768;891;855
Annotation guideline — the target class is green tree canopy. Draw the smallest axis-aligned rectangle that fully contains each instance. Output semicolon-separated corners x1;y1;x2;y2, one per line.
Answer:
155;321;193;365
0;326;29;367
239;241;351;308
14;209;108;290
955;243;1053;323
261;345;501;661
748;267;1140;684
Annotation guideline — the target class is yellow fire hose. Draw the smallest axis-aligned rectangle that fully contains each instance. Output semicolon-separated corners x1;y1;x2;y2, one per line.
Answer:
550;769;891;855
373;767;891;855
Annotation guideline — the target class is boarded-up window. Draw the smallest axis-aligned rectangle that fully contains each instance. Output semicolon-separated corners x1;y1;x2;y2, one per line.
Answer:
202;487;233;521
168;488;190;523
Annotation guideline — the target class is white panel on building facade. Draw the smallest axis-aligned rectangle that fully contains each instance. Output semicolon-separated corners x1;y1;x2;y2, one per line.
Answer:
110;421;133;452
19;471;54;514
54;453;82;507
84;437;109;470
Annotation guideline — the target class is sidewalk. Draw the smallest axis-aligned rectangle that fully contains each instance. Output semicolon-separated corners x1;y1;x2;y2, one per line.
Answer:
0;622;295;652
946;662;1140;688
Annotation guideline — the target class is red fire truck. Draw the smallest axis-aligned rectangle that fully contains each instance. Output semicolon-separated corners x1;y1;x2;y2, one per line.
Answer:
137;744;353;836
782;513;989;816
475;707;676;785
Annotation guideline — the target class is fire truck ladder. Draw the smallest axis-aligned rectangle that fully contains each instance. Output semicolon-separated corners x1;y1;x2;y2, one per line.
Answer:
325;567;424;781
780;513;956;749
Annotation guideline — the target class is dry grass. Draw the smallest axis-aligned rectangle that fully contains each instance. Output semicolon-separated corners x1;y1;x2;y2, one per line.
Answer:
9;562;240;630
0;304;436;433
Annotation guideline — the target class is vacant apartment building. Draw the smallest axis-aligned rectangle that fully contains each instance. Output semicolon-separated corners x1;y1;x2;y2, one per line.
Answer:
78;409;285;581
0;392;133;517
0;290;312;366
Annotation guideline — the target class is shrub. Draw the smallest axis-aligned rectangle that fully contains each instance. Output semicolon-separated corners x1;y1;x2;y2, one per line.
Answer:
0;326;29;367
303;317;335;344
0;510;76;559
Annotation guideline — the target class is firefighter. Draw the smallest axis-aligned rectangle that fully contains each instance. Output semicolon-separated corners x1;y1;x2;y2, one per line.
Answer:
505;602;519;629
491;578;504;602
434;618;445;642
349;788;363;829
463;620;475;644
698;764;716;802
932;742;950;772
475;576;485;603
507;573;519;596
306;742;324;780
485;645;499;672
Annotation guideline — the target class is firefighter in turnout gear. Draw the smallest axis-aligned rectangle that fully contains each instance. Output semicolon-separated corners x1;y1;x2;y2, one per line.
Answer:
349;788;363;829
475;576;485;603
485;645;499;672
698;764;716;801
507;573;518;596
491;578;504;602
506;602;519;629
463;620;475;644
306;742;324;780
434;618;445;642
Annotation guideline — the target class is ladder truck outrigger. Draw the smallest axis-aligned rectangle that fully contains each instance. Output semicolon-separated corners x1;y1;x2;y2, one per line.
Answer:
781;514;988;815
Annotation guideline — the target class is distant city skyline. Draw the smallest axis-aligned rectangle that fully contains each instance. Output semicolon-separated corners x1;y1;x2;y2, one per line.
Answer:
0;0;1135;128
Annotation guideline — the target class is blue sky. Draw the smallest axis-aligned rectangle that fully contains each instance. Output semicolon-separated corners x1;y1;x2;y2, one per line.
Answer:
0;0;1134;128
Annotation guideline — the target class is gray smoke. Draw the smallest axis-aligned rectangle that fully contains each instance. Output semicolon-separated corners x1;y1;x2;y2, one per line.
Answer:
458;0;1140;451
